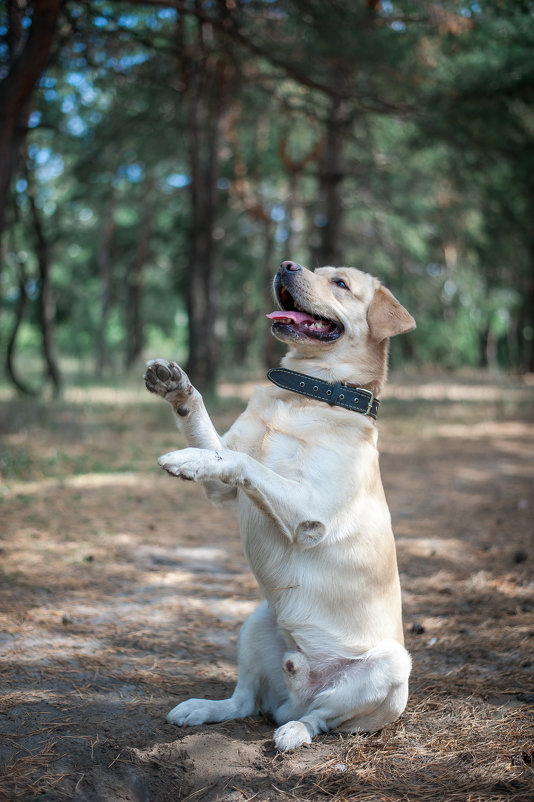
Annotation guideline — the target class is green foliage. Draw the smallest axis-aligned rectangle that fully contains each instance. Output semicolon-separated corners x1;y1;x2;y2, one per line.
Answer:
1;0;533;384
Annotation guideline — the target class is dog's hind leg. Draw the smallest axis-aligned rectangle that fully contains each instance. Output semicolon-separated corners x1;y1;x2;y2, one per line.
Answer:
167;601;287;728
273;639;411;751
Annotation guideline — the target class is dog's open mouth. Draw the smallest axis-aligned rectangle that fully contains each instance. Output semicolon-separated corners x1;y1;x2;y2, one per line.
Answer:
267;286;343;342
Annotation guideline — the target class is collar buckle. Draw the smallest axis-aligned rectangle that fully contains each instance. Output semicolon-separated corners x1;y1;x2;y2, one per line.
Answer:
358;387;374;416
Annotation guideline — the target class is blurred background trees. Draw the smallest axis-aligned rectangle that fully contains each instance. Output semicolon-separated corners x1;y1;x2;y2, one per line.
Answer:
1;0;533;395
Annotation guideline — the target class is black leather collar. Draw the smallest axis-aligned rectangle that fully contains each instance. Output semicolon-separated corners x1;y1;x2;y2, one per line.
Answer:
267;368;380;420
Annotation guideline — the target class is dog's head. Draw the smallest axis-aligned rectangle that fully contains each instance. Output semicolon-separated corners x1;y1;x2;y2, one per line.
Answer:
267;261;415;393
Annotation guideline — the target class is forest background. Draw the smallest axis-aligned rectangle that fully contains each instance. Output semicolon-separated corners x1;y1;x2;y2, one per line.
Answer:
2;5;534;799
1;0;534;396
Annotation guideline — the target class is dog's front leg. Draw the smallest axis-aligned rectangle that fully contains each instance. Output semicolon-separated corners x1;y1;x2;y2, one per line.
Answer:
158;448;328;547
144;359;235;504
145;359;221;448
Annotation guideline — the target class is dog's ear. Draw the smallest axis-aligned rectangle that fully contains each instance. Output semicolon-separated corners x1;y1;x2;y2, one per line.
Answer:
367;285;416;341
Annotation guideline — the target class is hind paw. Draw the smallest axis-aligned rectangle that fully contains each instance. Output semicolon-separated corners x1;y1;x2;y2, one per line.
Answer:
274;720;312;751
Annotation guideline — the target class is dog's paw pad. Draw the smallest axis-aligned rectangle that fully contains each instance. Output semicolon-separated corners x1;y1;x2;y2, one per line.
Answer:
144;359;190;401
154;363;173;382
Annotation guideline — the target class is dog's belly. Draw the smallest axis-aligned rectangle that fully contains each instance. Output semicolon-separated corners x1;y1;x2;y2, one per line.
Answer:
237;495;404;654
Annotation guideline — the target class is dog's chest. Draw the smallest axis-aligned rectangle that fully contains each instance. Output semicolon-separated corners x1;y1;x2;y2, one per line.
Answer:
246;401;327;475
225;389;372;480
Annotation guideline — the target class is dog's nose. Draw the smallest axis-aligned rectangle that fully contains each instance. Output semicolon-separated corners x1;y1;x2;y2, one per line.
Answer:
280;260;302;272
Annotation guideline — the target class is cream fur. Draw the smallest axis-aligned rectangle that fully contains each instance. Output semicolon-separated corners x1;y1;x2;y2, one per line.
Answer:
144;264;415;751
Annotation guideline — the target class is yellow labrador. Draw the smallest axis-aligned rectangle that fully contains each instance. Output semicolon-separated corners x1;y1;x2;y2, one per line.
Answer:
145;261;415;751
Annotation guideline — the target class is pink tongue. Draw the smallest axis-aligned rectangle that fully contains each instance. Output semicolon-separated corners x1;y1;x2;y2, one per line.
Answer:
266;310;315;325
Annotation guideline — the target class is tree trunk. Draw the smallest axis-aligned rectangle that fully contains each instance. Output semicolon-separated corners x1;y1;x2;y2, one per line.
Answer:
278;133;323;261
518;273;534;373
125;202;151;368
184;111;221;394
516;192;534;373
312;98;352;267
263;220;285;369
95;192;117;377
179;12;234;395
5;269;38;396
486;328;498;372
26;161;61;395
0;0;61;249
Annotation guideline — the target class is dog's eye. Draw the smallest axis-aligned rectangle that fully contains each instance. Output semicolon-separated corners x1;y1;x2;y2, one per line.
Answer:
334;279;349;290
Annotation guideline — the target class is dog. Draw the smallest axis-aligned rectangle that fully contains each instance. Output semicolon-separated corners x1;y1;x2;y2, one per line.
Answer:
144;260;416;751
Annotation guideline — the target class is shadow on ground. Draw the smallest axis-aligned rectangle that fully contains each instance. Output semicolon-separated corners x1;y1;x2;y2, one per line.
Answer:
1;373;533;801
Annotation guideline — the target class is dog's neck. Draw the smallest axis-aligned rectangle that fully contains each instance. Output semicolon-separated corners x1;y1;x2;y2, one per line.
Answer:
280;339;388;399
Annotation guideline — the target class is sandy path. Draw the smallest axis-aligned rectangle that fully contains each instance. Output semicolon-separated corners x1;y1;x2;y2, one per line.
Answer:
1;374;533;800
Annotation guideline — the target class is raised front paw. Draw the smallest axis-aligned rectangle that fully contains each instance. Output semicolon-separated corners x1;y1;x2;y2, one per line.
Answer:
158;447;225;483
144;359;193;405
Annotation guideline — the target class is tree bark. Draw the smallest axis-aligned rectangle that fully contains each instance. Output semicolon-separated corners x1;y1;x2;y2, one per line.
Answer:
125;201;152;368
5;269;38;396
185;101;222;394
279;133;323;259
312;98;352;267
262;219;284;369
178;9;235;395
519;267;534;373
0;0;62;248
95;192;117;377
517;193;534;373
26;161;61;395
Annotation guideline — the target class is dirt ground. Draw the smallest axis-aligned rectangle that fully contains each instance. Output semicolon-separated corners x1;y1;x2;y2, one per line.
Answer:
1;371;533;801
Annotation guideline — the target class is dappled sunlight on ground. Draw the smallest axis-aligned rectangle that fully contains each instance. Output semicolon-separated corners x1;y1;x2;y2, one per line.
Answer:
0;373;533;800
3;471;158;496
